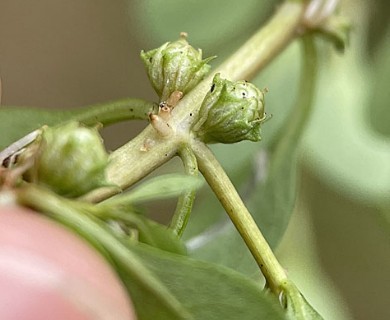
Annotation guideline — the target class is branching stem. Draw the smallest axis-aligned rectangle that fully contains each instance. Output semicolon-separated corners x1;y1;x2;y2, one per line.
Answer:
84;1;307;202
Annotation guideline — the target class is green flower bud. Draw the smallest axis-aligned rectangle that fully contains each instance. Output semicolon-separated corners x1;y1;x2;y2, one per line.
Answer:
193;73;266;144
32;122;109;198
140;33;215;101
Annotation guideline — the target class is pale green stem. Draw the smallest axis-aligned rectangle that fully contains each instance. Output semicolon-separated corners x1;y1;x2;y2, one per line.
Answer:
169;145;199;237
82;130;178;202
191;140;288;295
172;2;306;125
84;1;307;203
190;33;319;302
69;98;158;125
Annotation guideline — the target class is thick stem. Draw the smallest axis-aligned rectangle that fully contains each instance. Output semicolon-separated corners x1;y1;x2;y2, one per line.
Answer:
82;128;178;202
191;140;288;295
172;2;306;125
216;2;305;80
170;145;198;236
87;1;307;202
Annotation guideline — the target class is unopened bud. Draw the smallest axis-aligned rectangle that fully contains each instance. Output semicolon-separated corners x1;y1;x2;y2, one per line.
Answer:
193;74;266;144
32;122;109;197
141;33;215;101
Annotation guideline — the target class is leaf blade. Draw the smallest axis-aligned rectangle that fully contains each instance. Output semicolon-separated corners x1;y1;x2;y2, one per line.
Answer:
103;174;203;205
127;242;287;320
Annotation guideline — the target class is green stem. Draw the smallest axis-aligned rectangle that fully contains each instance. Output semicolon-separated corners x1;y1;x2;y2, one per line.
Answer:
270;35;318;158
172;1;306;125
189;34;318;300
82;129;178;202
191;140;288;295
85;1;308;202
216;2;305;81
69;98;158;126
16;185;191;319
170;145;199;237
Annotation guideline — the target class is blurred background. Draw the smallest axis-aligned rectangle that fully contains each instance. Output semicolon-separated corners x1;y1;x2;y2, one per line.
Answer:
0;0;389;319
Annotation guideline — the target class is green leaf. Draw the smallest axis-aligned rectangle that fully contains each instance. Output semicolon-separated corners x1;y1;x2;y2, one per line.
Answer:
0;98;156;150
0;107;71;150
124;242;287;320
95;173;202;254
369;27;390;137
281;281;324;320
101;208;187;255
102;173;203;205
138;218;187;254
132;0;273;62
302;28;390;207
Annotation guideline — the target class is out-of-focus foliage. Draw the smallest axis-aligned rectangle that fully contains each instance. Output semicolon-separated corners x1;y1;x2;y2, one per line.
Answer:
302;37;390;209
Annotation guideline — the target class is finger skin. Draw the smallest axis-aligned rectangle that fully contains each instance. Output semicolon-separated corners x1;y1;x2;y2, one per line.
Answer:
0;205;136;320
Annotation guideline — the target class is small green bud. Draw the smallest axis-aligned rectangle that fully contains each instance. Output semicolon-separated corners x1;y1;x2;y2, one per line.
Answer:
32;122;109;198
193;74;266;144
140;33;215;101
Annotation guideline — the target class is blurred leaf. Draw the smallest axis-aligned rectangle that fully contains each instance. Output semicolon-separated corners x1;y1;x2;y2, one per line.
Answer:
0;107;71;150
302;36;390;206
249;37;317;247
138;217;187;254
276;197;353;320
109;208;187;255
131;0;273;62
124;242;286;320
0;98;155;150
368;26;390;138
366;0;390;55
101;174;203;205
96;173;203;255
